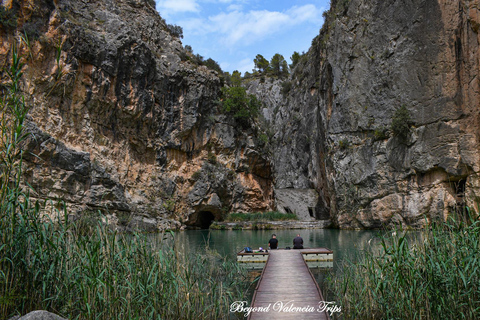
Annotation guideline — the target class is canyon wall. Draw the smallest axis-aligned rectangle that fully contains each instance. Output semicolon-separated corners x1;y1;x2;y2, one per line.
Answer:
2;0;479;229
0;0;274;231
248;0;480;228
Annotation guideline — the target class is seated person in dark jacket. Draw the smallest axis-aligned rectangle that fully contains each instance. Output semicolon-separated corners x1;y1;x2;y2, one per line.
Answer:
268;234;278;249
293;234;303;249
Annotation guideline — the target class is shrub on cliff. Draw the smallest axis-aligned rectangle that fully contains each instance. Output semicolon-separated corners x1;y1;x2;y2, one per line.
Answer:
167;23;183;38
220;86;261;126
391;105;411;141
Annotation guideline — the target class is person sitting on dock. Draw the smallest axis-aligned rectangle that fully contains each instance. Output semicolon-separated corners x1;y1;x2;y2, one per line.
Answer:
293;234;304;249
268;234;278;250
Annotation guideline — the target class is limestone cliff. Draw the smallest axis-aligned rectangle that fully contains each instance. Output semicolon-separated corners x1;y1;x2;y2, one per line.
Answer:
248;0;480;228
0;0;274;231
3;0;479;230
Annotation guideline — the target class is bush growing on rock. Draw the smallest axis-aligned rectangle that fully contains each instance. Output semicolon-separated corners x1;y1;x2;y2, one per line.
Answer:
391;105;411;141
220;86;261;126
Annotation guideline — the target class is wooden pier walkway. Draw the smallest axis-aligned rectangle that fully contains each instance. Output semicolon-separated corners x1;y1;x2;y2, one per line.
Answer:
248;249;330;319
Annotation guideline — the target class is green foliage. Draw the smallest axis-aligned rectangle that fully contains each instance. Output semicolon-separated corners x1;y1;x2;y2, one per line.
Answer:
258;133;269;145
220;86;261;126
281;80;292;97
290;51;301;69
269;53;289;77
191;170;202;180
391;105;411;141
374;127;389;140
209;222;226;230
204;58;223;74
254;54;269;73
167;23;183;38
339;139;350;150
231;70;242;87
226;211;298;222
325;214;480;319
207;151;217;164
0;5;17;30
163;200;175;212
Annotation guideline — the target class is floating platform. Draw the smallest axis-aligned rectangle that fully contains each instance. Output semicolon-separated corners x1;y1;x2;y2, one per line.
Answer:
237;247;333;270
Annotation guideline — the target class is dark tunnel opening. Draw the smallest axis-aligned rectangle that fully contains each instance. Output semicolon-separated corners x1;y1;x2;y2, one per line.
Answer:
198;211;215;229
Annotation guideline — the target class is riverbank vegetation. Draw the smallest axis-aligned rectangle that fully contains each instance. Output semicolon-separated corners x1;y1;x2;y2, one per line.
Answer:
325;213;480;319
225;211;298;222
0;48;250;320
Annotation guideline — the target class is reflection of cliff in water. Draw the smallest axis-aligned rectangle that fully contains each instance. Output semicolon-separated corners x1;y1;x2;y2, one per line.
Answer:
157;229;420;267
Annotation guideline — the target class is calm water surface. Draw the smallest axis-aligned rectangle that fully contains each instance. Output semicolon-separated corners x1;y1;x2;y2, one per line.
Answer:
155;228;418;311
170;228;391;267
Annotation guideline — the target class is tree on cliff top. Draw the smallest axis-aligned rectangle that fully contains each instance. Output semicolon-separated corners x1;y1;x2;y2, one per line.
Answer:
290;51;301;69
254;54;269;73
269;53;289;77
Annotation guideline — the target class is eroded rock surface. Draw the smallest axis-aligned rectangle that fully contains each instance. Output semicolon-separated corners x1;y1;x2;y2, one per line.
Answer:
0;0;274;230
248;0;480;228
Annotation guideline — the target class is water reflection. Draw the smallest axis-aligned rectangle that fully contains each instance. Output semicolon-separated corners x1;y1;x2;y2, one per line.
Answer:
154;228;421;307
169;228;388;266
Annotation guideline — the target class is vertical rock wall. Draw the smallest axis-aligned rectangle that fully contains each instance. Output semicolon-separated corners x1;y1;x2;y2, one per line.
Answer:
1;0;274;231
249;0;480;228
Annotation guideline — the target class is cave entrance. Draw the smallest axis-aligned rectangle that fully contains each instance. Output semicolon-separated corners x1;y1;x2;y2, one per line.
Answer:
198;211;215;229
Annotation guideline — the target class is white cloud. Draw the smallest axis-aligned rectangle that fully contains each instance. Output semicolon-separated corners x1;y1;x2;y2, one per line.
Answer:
227;4;243;11
236;58;255;73
156;0;200;14
206;4;323;46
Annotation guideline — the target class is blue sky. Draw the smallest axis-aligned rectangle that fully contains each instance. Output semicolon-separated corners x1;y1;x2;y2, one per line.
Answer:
155;0;330;74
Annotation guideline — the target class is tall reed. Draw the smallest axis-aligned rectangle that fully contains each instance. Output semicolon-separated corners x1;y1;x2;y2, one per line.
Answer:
325;215;480;319
0;46;250;319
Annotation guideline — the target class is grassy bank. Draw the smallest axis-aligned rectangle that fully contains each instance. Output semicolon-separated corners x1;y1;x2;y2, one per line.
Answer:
325;215;480;319
0;47;250;319
225;211;297;222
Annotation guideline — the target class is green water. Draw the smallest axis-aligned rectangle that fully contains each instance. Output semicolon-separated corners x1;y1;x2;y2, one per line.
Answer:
170;228;389;267
155;228;415;306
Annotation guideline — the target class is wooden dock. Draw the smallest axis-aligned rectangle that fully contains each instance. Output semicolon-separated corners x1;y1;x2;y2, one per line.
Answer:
248;249;330;319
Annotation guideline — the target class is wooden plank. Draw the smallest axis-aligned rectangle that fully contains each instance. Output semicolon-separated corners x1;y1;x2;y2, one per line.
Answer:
248;250;330;320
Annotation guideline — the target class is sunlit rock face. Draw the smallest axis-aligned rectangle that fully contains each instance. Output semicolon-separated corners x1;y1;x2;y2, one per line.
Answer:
1;0;274;231
248;0;480;228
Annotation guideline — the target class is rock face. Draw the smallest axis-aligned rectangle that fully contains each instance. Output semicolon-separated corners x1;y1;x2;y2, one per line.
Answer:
0;0;274;230
248;0;480;228
3;0;479;230
8;310;67;320
275;189;322;221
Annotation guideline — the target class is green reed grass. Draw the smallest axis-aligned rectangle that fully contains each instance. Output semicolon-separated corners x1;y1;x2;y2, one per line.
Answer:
226;211;298;222
0;45;250;319
325;215;480;319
